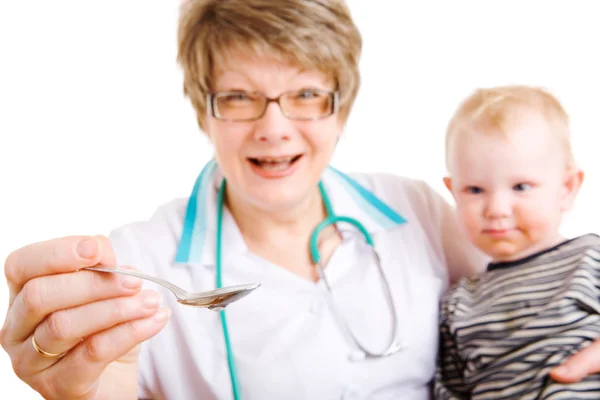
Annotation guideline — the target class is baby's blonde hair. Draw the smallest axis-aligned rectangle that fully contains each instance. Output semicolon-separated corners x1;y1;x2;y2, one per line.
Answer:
177;0;362;131
445;85;574;169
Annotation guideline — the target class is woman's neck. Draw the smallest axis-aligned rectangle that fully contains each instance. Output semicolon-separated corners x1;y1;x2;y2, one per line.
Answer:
225;184;341;281
226;185;326;243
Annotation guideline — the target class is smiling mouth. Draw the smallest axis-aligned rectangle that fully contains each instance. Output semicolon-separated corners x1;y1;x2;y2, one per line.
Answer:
248;154;303;171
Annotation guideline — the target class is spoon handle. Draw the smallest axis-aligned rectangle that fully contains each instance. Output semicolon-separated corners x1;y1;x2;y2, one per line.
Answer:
82;266;189;299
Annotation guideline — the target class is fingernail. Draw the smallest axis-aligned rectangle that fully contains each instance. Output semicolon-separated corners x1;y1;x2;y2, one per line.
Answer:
121;275;142;289
142;292;162;309
154;307;171;322
76;238;98;259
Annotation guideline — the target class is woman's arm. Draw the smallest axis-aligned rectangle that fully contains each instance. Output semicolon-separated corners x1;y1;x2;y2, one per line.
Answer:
436;194;488;282
414;179;488;283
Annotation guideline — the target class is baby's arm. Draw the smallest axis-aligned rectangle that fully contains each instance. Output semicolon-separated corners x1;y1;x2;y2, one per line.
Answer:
550;244;600;383
433;301;470;399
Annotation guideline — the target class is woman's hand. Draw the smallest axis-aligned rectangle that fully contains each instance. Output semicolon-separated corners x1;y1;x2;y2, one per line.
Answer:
550;340;600;383
0;235;170;400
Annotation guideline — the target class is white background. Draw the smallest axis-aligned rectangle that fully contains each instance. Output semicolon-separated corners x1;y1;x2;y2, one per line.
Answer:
1;1;599;397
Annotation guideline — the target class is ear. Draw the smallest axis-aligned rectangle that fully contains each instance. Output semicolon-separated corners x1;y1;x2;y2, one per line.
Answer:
443;176;456;198
561;168;584;211
443;176;453;192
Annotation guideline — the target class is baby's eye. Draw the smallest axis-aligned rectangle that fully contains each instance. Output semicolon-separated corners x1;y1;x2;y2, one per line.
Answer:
465;186;483;194
513;183;532;192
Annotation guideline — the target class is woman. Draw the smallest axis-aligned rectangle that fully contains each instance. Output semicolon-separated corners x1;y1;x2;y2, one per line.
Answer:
1;1;598;399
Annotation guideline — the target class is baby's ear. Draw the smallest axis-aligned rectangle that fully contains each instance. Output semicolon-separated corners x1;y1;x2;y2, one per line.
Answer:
561;168;585;211
443;176;453;193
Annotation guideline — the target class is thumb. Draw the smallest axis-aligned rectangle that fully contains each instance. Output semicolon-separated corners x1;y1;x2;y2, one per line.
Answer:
549;341;600;383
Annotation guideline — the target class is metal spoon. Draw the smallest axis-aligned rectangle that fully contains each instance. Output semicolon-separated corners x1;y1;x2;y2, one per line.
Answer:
83;266;260;311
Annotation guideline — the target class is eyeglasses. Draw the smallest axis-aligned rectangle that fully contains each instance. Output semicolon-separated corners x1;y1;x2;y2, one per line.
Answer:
207;89;339;122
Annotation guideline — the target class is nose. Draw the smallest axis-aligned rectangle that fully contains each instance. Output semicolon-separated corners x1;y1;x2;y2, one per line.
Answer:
253;102;293;143
484;192;512;219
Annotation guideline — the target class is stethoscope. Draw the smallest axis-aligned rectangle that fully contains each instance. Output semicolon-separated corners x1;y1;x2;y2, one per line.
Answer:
215;179;402;400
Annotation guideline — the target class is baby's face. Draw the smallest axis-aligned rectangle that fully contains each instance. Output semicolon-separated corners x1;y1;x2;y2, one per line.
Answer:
445;114;576;262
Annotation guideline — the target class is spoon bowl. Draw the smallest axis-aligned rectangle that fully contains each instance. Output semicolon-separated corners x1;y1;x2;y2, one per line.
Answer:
83;266;260;311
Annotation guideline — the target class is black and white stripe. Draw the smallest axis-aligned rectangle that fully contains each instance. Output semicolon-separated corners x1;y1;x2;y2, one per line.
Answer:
434;234;600;399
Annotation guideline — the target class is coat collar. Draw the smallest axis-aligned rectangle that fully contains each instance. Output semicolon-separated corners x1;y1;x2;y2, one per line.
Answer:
175;159;407;266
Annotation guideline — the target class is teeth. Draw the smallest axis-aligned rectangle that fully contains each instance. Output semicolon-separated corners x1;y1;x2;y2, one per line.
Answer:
258;161;291;171
257;156;294;163
250;155;300;172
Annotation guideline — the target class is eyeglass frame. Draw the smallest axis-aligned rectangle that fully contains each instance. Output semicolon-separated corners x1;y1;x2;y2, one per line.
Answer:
206;89;340;122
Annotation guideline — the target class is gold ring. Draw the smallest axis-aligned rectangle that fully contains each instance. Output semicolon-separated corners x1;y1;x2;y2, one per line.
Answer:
31;335;66;359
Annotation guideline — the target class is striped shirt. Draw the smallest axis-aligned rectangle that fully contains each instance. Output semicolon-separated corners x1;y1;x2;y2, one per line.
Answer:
434;234;600;399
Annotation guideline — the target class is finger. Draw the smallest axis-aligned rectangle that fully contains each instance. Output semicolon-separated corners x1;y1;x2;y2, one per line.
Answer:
14;290;163;375
4;266;142;344
5;235;116;306
549;340;600;383
42;307;171;397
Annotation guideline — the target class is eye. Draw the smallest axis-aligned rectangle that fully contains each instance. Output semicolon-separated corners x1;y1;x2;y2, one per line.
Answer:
465;186;483;194
220;92;252;102
513;183;532;192
294;89;322;100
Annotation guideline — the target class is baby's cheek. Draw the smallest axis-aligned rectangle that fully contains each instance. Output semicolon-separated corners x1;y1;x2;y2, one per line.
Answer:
459;204;477;224
517;207;554;241
459;209;481;241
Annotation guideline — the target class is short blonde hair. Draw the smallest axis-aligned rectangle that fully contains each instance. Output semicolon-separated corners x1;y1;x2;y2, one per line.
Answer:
445;85;574;169
177;0;362;131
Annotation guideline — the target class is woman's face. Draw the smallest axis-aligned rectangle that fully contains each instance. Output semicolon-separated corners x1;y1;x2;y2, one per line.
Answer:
205;49;343;213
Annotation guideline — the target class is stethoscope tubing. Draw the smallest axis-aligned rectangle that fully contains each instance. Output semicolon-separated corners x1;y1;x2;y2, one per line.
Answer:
215;179;401;400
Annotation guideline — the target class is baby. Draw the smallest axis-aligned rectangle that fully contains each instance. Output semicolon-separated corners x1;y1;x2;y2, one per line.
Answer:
434;85;600;399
